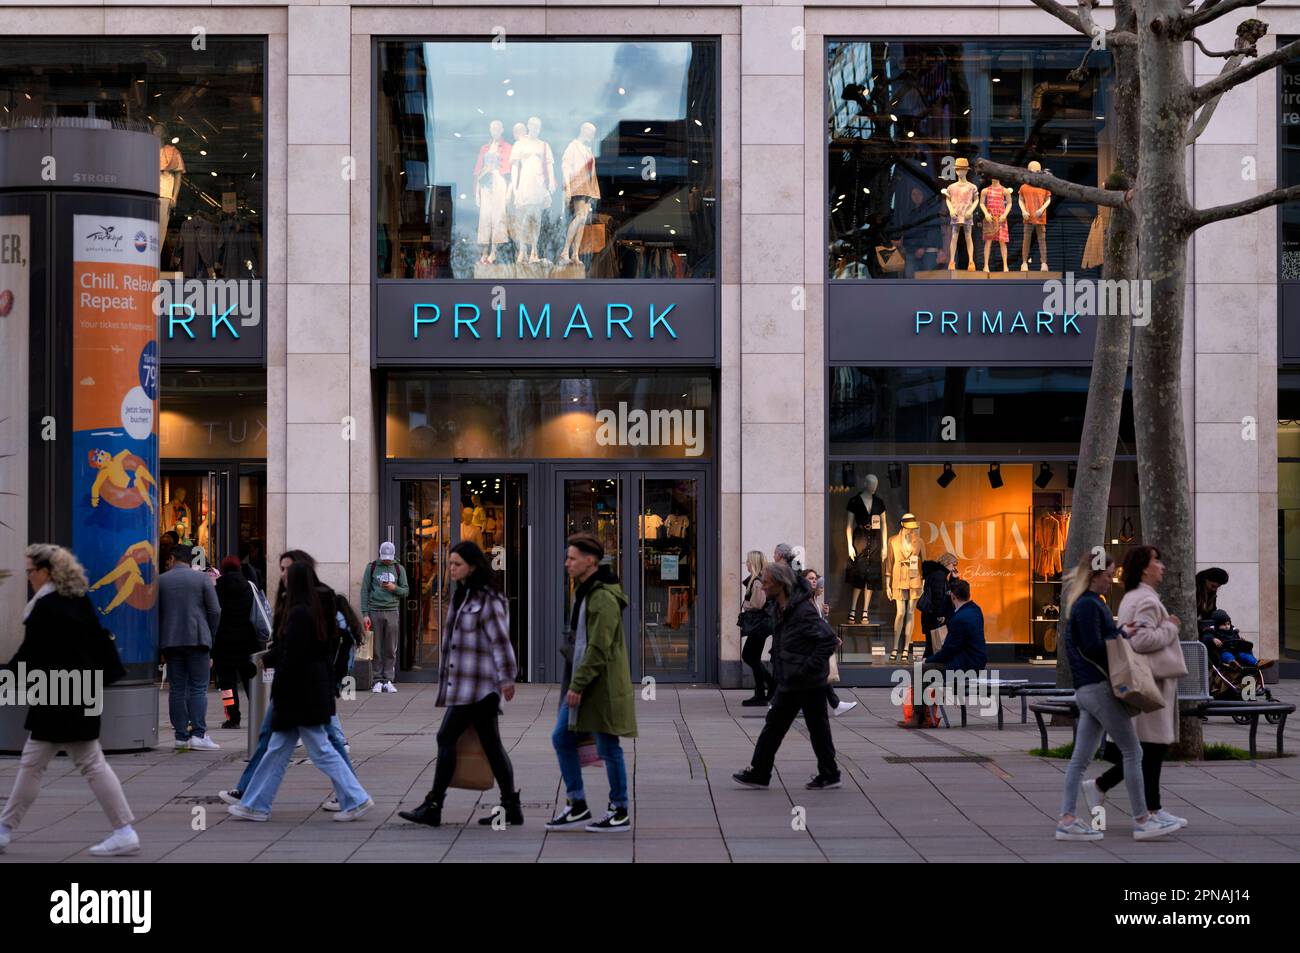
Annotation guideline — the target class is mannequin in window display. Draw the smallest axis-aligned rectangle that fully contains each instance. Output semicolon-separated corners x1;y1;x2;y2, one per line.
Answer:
460;506;481;546
886;514;927;662
165;488;192;540
979;177;1014;273
843;474;887;624
942;158;979;272
558;122;600;267
508;116;556;267
157;127;185;246
1017;161;1051;271
474;120;512;265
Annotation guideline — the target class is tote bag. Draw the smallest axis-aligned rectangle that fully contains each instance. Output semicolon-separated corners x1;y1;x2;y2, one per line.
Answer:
1100;636;1164;713
449;725;495;790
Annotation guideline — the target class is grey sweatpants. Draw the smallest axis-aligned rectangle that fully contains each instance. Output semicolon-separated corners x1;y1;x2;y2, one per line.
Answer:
1060;681;1148;821
370;609;400;684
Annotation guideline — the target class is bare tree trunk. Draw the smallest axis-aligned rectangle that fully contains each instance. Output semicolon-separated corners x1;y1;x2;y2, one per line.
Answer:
1134;0;1202;757
1058;5;1140;688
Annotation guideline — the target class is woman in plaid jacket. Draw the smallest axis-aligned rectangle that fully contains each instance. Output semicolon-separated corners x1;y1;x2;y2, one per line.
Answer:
399;541;519;828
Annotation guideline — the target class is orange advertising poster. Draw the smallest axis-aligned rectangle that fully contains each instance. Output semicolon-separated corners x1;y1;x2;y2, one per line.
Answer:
908;464;1032;643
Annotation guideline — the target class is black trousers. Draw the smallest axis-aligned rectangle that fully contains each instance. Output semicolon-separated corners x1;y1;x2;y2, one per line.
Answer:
1097;741;1168;812
741;633;776;696
428;692;515;803
214;659;256;724
749;687;838;780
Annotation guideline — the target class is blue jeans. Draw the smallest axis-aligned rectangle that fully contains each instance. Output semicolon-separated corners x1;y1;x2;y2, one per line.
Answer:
165;647;211;741
239;724;369;814
551;700;628;809
236;703;352;793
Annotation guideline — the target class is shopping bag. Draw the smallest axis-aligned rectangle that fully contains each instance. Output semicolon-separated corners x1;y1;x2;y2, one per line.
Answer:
449;726;496;790
902;686;915;722
827;652;841;685
577;734;603;768
1103;636;1164;712
355;618;373;662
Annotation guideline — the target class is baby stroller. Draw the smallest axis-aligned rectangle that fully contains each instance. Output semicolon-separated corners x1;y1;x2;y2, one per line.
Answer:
1200;615;1279;723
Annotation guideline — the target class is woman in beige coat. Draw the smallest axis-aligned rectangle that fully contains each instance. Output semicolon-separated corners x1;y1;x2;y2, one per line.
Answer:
1090;546;1189;830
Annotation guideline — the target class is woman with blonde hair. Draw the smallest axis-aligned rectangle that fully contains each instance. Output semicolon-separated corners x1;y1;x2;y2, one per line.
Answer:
739;550;776;706
0;544;138;856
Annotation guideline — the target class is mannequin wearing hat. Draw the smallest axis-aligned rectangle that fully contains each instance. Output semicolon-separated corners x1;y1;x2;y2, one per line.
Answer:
942;158;979;272
886;515;927;662
844;475;888;624
1017;160;1051;271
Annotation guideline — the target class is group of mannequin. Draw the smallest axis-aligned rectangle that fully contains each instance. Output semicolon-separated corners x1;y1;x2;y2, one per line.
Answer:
473;118;600;267
842;474;930;662
938;157;1053;273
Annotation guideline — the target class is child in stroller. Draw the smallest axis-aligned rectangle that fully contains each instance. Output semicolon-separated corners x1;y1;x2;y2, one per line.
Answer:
1199;609;1272;669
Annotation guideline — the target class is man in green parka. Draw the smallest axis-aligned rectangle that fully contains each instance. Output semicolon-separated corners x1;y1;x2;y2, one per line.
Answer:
545;532;637;833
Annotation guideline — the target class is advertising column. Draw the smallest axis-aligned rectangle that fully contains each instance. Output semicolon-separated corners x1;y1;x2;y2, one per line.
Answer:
71;215;160;673
0;214;29;659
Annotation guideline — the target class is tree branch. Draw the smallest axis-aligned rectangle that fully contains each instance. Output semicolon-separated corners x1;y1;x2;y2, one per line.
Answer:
975;158;1131;208
1193;183;1300;228
1027;0;1136;45
1183;0;1263;30
1190;35;1240;58
1186;20;1267;142
1194;35;1300;104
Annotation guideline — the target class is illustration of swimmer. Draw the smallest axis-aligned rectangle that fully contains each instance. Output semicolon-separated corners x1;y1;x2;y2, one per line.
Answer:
88;540;158;616
88;448;156;513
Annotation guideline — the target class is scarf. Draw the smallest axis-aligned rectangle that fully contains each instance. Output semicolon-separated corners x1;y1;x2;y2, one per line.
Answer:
23;582;55;621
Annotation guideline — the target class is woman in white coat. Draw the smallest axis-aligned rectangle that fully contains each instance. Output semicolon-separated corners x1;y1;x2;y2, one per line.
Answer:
1087;546;1189;830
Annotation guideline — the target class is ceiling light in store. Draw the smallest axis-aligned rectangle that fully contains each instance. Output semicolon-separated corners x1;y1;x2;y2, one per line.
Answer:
618;87;626;95
837;194;846;200
644;127;652;133
210;172;217;177
919;161;928;167
24;93;31;101
862;187;870;194
691;158;699;164
506;89;514;96
1095;115;1105;120
572;396;579;403
136;79;144;84
618;190;624;196
694;119;702;126
170;137;180;144
669;229;676;235
987;463;1003;489
963;108;971;115
477;107;484;114
951;138;958;144
502;79;510;85
937;464;956;489
906;131;914;138
1035;463;1054;488
453;132;461;138
459;193;467;200
889;114;898;122
199;150;207;156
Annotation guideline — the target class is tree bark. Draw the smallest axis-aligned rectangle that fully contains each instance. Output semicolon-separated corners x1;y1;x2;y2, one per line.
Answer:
1057;2;1140;689
1133;0;1202;758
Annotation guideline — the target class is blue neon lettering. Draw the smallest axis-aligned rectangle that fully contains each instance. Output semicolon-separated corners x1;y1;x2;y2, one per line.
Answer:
981;311;1003;334
169;303;196;340
454;303;481;339
1036;312;1054;334
940;311;958;334
413;303;440;339
1063;313;1081;334
519;304;551;339
649;304;678;339
606;303;633;339
915;311;933;334
565;304;593;339
210;304;239;340
1009;312;1029;334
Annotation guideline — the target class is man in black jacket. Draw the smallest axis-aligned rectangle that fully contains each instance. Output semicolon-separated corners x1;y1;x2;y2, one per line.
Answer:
734;561;842;790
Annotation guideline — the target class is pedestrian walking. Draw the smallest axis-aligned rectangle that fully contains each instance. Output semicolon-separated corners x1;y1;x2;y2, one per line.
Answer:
738;550;776;706
806;567;857;717
220;550;358;811
227;561;373;822
399;541;520;828
158;543;222;751
733;560;842;790
0;545;139;857
1055;551;1179;842
360;540;407;694
1088;546;1190;831
213;555;269;729
545;533;637;833
773;543;852;716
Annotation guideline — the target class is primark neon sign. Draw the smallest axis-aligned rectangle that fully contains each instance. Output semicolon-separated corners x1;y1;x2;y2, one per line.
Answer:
914;311;1083;336
411;302;680;341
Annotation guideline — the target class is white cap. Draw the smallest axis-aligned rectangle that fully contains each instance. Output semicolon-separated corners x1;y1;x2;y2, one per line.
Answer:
379;541;396;560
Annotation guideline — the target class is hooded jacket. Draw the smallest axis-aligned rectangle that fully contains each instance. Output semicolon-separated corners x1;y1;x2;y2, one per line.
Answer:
919;560;954;627
771;582;837;691
565;567;637;737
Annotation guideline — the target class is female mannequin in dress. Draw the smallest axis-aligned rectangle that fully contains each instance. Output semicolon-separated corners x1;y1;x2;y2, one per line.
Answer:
843;474;887;624
979;177;1013;273
508;116;555;266
886;514;927;662
559;122;599;265
474;120;512;265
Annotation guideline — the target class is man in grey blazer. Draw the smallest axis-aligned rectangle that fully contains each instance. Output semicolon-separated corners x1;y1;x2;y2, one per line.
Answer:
158;545;222;750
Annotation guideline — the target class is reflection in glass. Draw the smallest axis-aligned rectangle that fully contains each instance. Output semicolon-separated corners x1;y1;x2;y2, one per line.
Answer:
640;477;697;677
400;479;454;671
827;40;1113;279
563;479;621;629
376;40;717;280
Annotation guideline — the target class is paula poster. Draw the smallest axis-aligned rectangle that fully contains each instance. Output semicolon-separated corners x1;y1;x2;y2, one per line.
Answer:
71;214;160;665
0;214;30;662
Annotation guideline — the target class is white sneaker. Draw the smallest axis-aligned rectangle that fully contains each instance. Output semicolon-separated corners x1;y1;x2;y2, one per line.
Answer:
322;797;342;812
173;738;190;751
334;797;375;821
1054;819;1102;842
227;803;270;822
383;681;398;694
1133;816;1180;841
217;790;241;806
188;735;220;751
88;830;140;856
833;701;859;717
1081;779;1106;814
1154;809;1188;829
372;682;385;693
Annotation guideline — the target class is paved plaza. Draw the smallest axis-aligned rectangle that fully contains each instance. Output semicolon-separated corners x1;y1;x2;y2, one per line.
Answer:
1;682;1298;863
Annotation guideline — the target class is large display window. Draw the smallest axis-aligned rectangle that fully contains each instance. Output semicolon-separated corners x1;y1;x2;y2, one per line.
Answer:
0;38;265;282
375;40;717;281
827;39;1114;280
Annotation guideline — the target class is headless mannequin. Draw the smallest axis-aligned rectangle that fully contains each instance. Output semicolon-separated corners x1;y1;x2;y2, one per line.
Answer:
1018;160;1051;271
559;122;599;264
475;120;510;264
888;525;927;660
844;475;887;624
979;178;1013;272
942;159;978;271
508;116;554;265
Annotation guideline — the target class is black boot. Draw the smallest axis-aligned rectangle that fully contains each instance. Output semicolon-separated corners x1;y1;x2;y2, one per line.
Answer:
477;790;524;826
398;794;442;827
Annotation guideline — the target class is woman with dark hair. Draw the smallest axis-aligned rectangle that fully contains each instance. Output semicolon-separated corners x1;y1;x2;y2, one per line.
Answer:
399;540;520;828
213;555;267;729
1088;546;1190;831
228;562;372;821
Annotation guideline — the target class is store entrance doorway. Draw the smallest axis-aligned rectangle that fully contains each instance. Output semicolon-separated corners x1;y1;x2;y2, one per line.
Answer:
158;463;267;587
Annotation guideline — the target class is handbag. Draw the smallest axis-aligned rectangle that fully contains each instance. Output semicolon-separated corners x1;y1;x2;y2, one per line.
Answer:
827;652;841;685
1091;635;1164;712
449;725;495;790
929;624;948;653
579;221;607;256
249;582;272;641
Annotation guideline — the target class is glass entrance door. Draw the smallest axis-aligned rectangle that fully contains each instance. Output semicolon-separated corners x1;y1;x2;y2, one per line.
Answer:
399;477;457;673
159;465;231;570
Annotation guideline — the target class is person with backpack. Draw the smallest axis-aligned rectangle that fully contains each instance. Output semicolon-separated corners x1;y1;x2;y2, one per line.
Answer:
360;541;408;693
398;541;520;828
